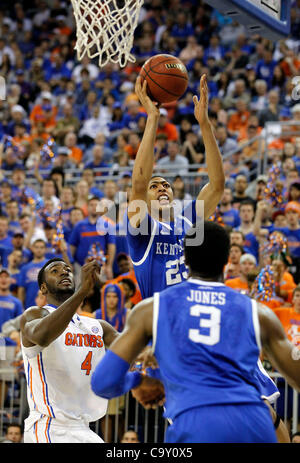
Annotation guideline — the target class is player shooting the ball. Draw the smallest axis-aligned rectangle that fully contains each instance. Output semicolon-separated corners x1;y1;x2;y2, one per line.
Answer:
126;75;225;299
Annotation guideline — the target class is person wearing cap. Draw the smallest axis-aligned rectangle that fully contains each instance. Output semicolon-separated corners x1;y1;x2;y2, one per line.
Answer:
156;108;179;141
5;105;30;137
225;253;257;293
29;91;57;130
0;267;23;408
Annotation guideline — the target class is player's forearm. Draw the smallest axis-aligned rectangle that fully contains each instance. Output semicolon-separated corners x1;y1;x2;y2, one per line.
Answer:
91;350;142;399
24;287;88;347
132;114;159;194
201;121;225;192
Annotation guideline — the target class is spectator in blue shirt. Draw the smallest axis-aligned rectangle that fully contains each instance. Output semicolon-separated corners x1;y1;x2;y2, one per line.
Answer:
255;48;278;89
219;187;241;228
170;11;194;48
84;144;110;179
17;239;48;310
0;216;13;249
69;196;116;280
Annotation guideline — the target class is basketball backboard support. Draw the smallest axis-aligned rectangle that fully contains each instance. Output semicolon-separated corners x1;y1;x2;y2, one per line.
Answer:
205;0;291;40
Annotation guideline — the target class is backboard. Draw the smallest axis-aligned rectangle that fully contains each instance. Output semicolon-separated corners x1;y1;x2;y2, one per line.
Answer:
205;0;291;40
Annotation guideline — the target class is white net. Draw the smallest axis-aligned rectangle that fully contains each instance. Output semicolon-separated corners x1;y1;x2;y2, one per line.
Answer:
71;0;144;68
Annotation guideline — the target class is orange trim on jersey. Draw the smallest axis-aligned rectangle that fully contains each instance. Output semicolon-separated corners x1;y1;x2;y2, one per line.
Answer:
80;231;102;237
44;417;50;443
37;355;52;417
35;421;39;443
29;365;37;409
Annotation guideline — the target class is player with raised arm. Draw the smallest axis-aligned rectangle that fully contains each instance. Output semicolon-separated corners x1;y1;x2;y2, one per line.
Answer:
127;75;225;299
20;258;161;443
91;221;300;443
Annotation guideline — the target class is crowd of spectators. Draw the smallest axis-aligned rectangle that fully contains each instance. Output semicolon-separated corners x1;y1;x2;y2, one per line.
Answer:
0;0;300;442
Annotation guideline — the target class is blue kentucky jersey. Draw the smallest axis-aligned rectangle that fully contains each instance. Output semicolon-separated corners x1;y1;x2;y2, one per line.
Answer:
153;279;275;422
126;200;197;299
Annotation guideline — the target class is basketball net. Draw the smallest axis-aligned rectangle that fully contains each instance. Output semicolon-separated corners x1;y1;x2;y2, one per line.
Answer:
71;0;144;68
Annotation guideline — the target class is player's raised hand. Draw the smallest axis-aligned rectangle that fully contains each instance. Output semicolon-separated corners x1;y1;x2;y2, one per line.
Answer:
131;376;165;410
193;74;209;127
79;260;102;294
135;76;160;118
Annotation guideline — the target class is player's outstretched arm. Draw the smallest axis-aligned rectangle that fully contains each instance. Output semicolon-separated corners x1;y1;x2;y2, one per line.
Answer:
258;302;300;391
194;75;225;219
128;77;160;227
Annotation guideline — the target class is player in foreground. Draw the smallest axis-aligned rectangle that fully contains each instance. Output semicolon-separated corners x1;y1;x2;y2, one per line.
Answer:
91;221;300;443
20;258;162;443
127;74;225;299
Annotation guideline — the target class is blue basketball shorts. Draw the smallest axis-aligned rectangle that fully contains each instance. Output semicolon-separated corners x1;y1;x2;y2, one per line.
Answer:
165;402;277;443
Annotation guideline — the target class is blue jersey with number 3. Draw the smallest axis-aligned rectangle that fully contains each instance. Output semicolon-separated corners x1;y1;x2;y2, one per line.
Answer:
126;201;197;299
153;279;274;422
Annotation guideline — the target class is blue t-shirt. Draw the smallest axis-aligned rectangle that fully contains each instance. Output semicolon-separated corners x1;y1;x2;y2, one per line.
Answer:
69;217;116;266
45;242;74;263
222;209;240;228
19;259;48;309
0;294;23;346
126;201;197;299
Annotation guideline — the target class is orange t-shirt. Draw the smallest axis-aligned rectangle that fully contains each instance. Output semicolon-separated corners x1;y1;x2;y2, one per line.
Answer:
69;146;83;164
157;123;178;141
227;111;250;134
225;277;248;292
274;307;300;347
280;271;296;304
124;143;140;160
30;104;58;129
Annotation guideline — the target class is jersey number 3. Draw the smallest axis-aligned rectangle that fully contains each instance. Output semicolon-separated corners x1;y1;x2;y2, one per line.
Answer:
188;305;221;346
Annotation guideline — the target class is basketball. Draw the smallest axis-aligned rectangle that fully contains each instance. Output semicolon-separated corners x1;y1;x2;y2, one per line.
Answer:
139;54;189;104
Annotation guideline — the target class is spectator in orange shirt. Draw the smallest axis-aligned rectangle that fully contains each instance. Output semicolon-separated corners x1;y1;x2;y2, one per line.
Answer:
157;108;179;141
124;131;141;160
275;285;300;348
224;243;244;280
227;99;250;139
225;253;257;294
64;132;83;165
30;91;57;131
12;122;32;146
111;253;142;307
271;255;296;304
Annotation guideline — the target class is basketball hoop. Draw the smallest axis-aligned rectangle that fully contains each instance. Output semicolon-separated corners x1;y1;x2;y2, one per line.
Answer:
71;0;144;68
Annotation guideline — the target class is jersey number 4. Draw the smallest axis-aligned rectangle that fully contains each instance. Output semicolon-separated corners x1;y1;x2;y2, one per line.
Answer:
81;351;93;375
188;305;221;346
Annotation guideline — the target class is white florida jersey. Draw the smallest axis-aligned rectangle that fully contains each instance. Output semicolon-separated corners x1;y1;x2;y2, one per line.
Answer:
21;305;108;431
